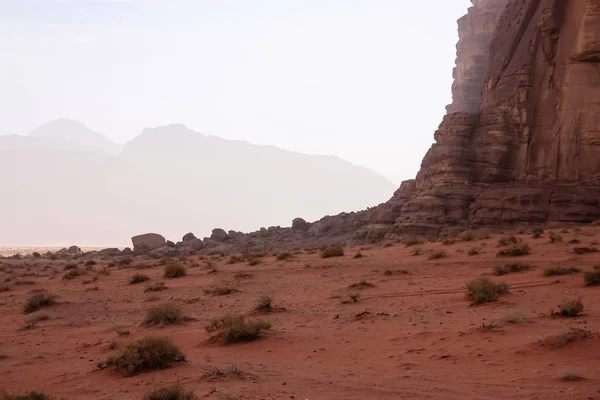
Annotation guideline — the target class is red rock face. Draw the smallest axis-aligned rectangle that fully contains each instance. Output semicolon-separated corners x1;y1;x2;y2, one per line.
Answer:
374;0;600;234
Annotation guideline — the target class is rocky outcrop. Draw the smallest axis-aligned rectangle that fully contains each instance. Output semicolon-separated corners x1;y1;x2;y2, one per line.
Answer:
131;233;166;253
368;0;600;235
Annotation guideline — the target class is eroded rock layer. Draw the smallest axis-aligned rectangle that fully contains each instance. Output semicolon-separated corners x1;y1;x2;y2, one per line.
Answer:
372;0;600;236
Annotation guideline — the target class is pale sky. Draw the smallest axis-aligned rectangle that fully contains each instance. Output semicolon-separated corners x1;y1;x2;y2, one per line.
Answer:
0;0;472;184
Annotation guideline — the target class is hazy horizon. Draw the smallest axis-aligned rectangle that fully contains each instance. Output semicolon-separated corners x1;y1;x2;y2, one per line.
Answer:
1;0;472;184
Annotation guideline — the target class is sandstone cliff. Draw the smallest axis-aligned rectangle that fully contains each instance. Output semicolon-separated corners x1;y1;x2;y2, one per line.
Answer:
368;0;600;236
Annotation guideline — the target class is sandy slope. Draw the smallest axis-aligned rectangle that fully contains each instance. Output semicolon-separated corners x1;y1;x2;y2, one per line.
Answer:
1;228;599;399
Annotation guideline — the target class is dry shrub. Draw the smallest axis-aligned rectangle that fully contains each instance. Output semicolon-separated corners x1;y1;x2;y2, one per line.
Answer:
493;262;533;275
142;384;195;400
467;247;480;256
1;392;64;400
412;247;423;256
543;266;580;276
205;315;271;343
458;230;475;242
248;258;261;266
403;235;424;247
531;227;544;238
549;232;563;243
353;252;364;259
466;278;509;305
428;250;447;260
255;296;273;313
573;247;599;255
163;262;186;279
129;273;150;284
557;298;584;317
537;328;592;349
25;311;50;327
497;242;530;256
144;303;184;325
62;269;82;280
0;284;9;292
558;367;585;381
145;282;167;292
24;293;55;313
321;244;344;258
276;252;292;261
498;235;519;246
348;280;375;289
105;336;185;376
502;309;530;324
584;270;600;286
204;286;235;296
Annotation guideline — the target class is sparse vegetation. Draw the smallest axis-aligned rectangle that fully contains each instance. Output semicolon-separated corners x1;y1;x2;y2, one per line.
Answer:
342;292;361;304
465;278;509;305
25;311;50;328
557;298;584;317
558;368;585;381
62;268;82;280
276;252;292;261
549;232;563;243
403;235;424;247
248;258;261;266
163;262;186;279
129;273;150;284
142;384;196;400
144;303;184;325
411;247;423;256
145;282;167;292
502;309;530;324
24;293;55;313
353;251;363;259
204;286;235;296
497;242;530;256
321;244;344;258
584;270;600;286
255;296;273;313
543;266;581;276
537;328;592;349
348;280;375;289
467;247;480;256
498;235;519;246
573;247;599;255
458;230;475;242
428;249;447;260
531;227;544;238
493;262;533;275
1;392;64;400
104;337;185;376
205;315;271;343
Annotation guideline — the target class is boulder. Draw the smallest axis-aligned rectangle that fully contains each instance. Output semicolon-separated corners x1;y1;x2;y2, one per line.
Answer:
166;240;176;248
97;247;121;257
182;232;197;242
121;247;133;255
68;245;81;254
210;228;229;242
292;217;309;231
131;233;166;253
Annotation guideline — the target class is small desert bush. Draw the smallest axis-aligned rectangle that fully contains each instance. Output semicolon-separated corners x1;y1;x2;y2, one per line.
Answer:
498;235;519;246
144;303;184;325
118;257;133;267
412;247;423;256
569;239;581;244
142;384;196;400
537;328;591;349
25;311;50;327
24;293;55;313
557;298;584;317
403;235;424;247
531;227;544;238
348;280;375;289
105;337;185;376
458;230;475;242
549;232;563;243
467;247;480;256
32;252;41;258
84;260;96;267
493;262;533;275
573;247;599;255
129;273;150;284
205;315;271;343
584;270;600;286
255;296;273;313
163;262;186;279
502;309;530;324
145;282;166;292
353;251;363;259
428;250;447;260
1;392;64;400
558;367;585;381
248;258;261;266
543;266;581;276
63;263;77;270
466;278;509;305
321;244;344;258
0;284;9;292
342;292;361;304
62;269;82;280
204;286;235;296
276;252;292;261
497;242;530;256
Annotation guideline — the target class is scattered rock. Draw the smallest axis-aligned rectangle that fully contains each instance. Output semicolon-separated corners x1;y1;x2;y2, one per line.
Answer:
131;233;166;253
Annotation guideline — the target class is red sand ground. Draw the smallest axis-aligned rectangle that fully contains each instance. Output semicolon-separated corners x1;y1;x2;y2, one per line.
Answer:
1;228;599;399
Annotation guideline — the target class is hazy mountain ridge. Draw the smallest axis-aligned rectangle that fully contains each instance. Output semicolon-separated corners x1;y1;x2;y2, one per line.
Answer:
1;120;396;246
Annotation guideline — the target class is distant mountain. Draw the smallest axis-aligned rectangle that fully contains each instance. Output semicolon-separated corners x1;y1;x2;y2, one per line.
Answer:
29;119;122;155
0;121;396;245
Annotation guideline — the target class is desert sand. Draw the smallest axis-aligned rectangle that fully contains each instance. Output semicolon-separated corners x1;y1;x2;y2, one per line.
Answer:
1;227;599;399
